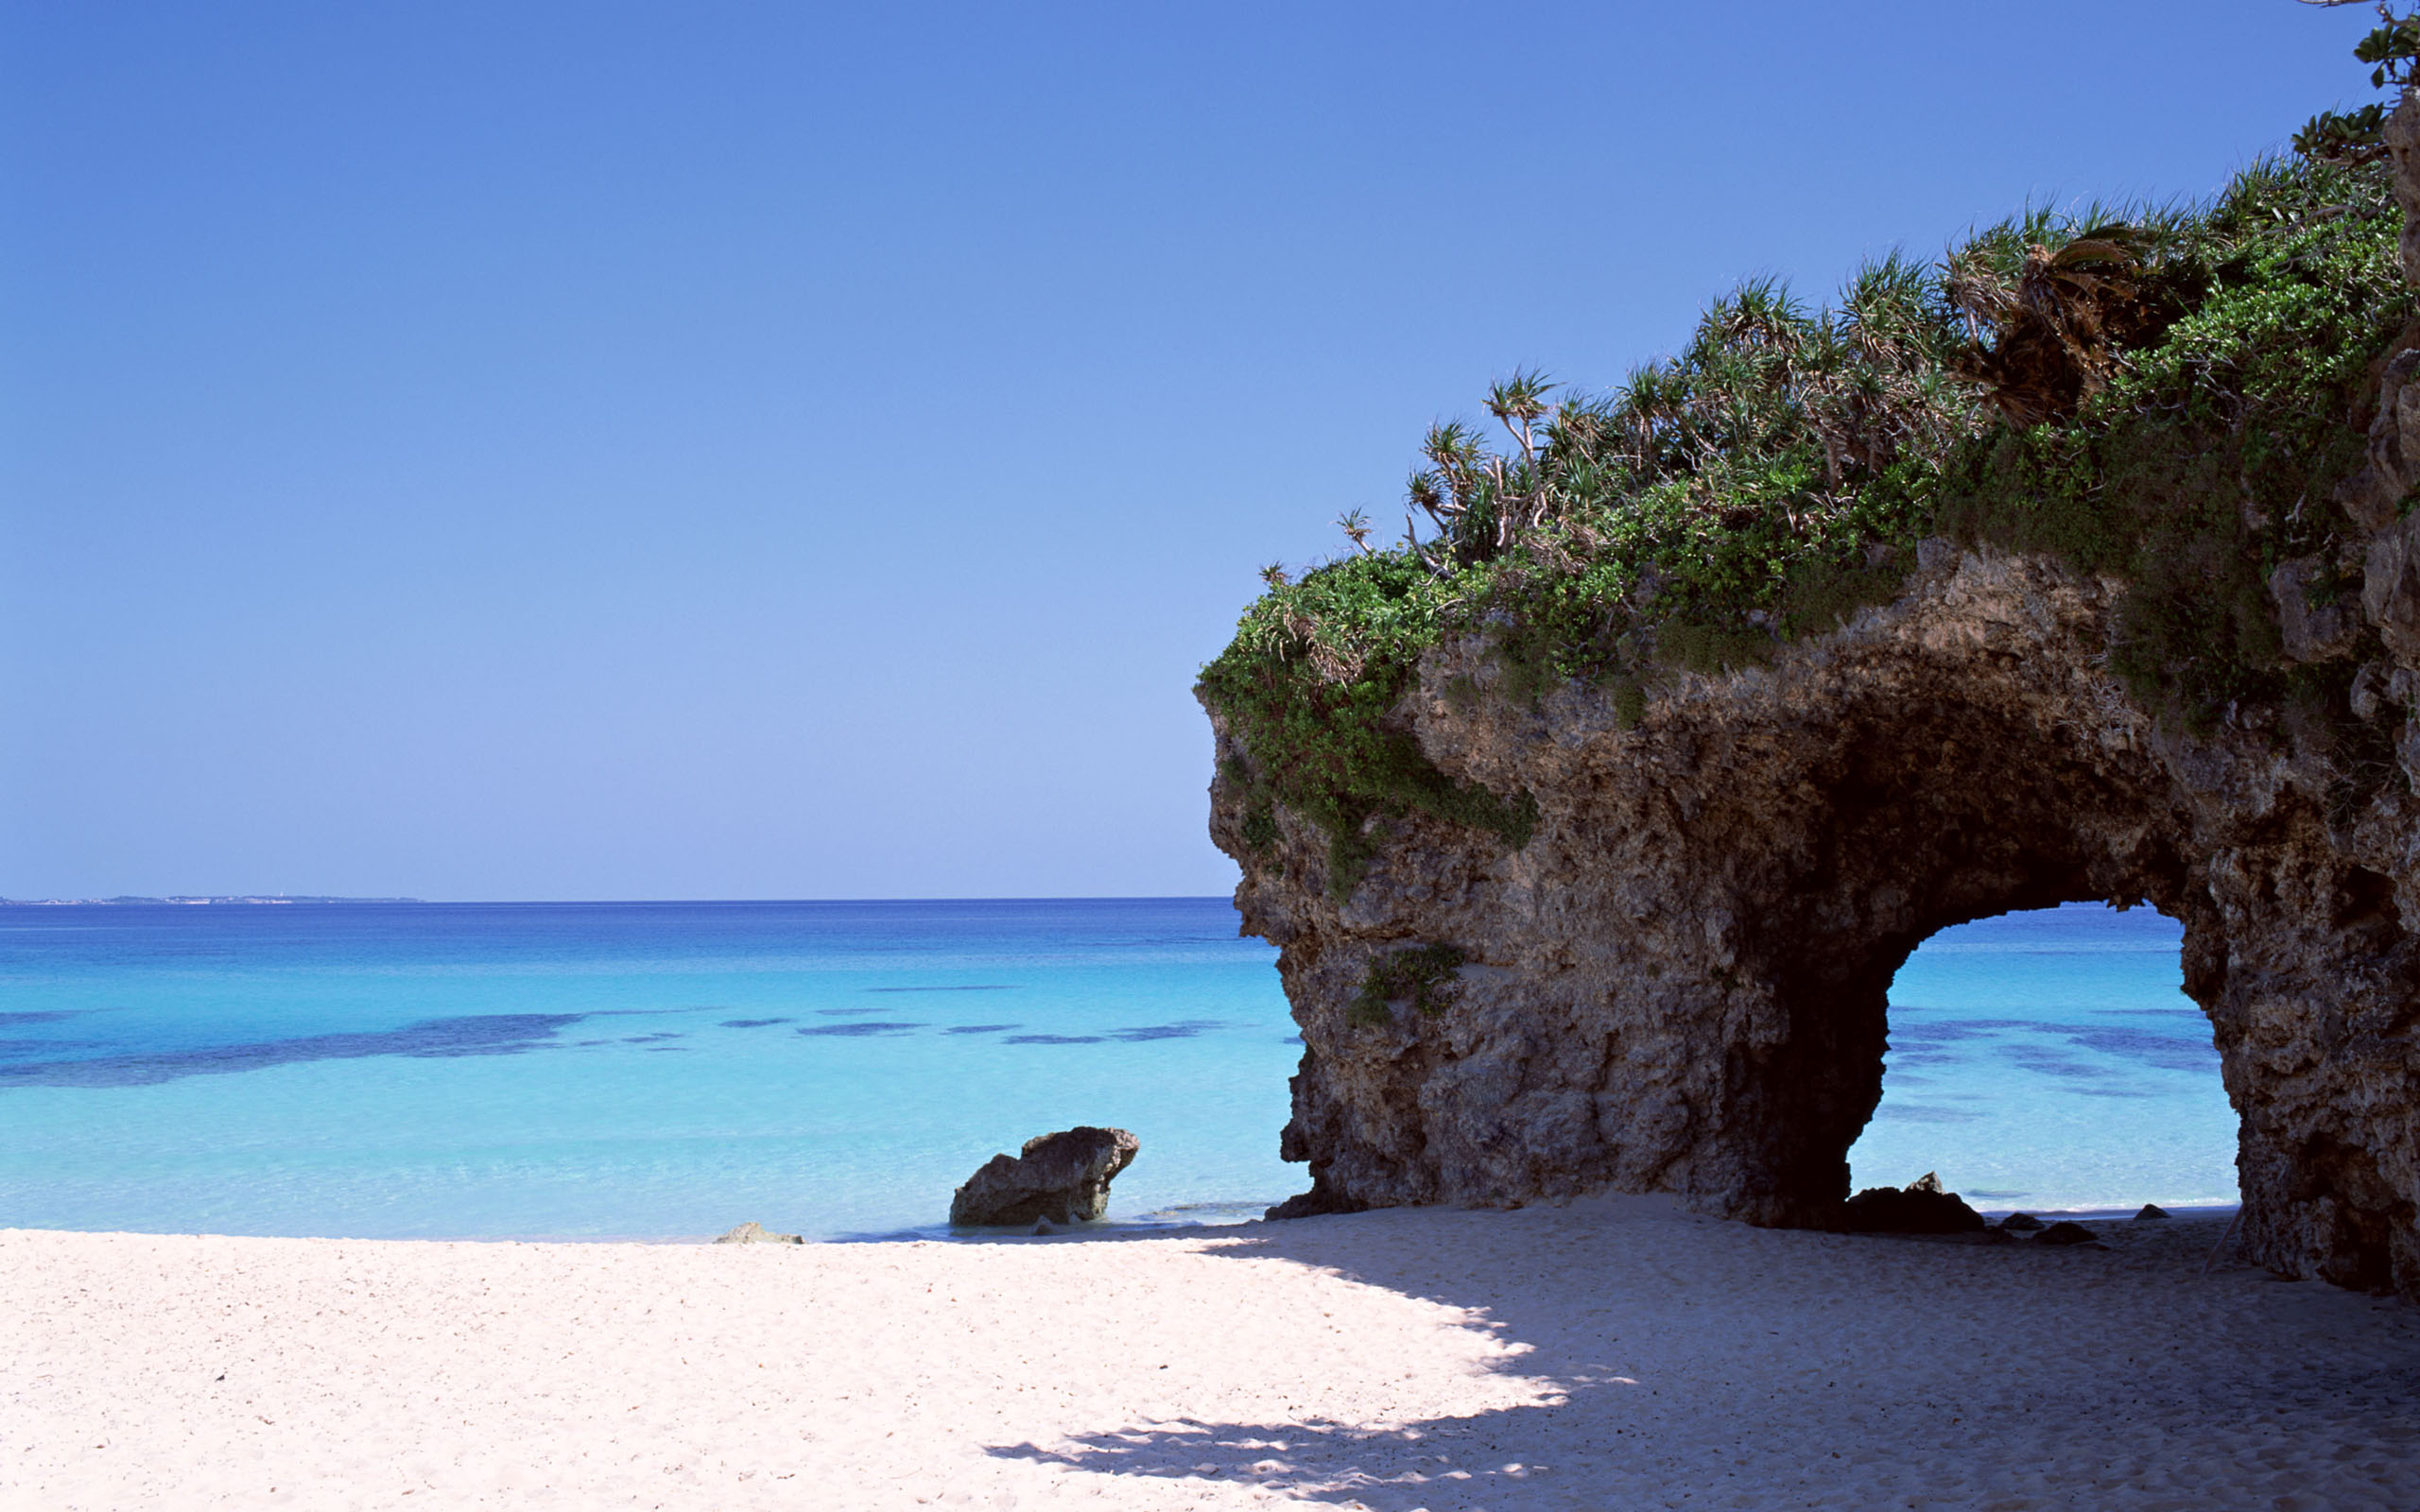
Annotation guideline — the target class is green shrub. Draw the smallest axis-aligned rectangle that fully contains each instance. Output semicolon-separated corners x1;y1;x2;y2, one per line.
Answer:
1202;107;2415;864
1937;152;2409;730
1199;553;1536;902
1349;943;1469;1026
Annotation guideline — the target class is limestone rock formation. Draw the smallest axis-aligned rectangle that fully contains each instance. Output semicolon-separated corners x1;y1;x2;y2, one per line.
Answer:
715;1221;803;1245
949;1126;1139;1227
2387;83;2420;290
1207;534;2420;1296
1203;91;2420;1301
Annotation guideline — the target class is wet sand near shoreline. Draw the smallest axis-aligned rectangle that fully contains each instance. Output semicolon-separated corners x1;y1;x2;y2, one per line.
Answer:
5;1199;2415;1509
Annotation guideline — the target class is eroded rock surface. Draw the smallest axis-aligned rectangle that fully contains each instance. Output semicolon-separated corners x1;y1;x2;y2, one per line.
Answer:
1205;94;2420;1300
949;1126;1140;1227
1210;539;2420;1299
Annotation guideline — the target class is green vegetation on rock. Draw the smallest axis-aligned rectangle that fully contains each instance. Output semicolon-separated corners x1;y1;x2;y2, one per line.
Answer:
1349;943;1469;1027
1937;154;2411;732
1202;62;2417;894
1202;557;1534;900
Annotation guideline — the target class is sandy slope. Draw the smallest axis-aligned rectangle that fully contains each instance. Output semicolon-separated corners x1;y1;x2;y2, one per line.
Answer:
4;1199;2416;1510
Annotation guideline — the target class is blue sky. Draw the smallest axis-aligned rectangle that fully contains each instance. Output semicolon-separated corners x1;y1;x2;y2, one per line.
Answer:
0;2;2391;900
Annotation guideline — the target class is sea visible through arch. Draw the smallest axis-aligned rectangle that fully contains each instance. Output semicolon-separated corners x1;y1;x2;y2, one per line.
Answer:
0;897;2231;1239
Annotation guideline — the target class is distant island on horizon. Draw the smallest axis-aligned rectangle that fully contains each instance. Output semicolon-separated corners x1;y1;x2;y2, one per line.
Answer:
0;895;425;906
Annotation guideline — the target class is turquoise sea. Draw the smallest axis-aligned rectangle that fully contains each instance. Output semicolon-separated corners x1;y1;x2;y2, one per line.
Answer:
0;897;2234;1239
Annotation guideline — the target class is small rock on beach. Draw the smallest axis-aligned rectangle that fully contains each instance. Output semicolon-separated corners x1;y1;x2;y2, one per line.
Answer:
950;1125;1139;1227
1841;1171;1986;1234
715;1221;803;1245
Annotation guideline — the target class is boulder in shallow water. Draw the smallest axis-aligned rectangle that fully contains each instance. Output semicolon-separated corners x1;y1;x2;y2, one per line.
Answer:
2036;1221;2098;1246
950;1126;1139;1227
715;1221;803;1245
1997;1212;2045;1232
1841;1172;1987;1234
2135;1204;2170;1221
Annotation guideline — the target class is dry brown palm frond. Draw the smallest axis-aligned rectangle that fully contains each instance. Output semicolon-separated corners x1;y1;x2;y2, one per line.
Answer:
1268;605;1363;685
1305;635;1364;684
1942;243;2019;346
1948;225;2166;426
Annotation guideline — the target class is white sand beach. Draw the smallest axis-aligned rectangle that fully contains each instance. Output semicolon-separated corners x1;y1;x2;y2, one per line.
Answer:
5;1199;2415;1510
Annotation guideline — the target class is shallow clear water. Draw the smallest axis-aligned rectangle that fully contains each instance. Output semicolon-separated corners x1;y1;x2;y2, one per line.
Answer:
1848;901;2237;1212
0;899;1301;1239
0;897;2234;1239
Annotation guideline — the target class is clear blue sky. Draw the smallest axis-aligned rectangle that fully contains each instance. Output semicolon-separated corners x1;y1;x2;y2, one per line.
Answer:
0;2;2390;901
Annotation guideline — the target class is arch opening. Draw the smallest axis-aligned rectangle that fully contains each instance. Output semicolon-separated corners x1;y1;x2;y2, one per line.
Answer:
1846;902;2236;1215
1706;687;2204;1227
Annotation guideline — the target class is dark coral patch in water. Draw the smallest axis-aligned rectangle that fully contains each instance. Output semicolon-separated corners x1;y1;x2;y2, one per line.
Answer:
0;1014;588;1089
1106;1021;1221;1041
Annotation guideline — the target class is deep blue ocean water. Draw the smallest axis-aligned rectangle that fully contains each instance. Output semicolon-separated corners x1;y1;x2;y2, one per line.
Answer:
0;897;2234;1239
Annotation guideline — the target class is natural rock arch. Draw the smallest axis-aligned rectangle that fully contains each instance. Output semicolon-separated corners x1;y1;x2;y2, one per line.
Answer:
1647;680;2200;1230
1209;548;2420;1296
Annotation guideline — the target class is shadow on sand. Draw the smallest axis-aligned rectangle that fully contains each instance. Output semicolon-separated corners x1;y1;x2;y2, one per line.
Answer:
977;1200;2418;1509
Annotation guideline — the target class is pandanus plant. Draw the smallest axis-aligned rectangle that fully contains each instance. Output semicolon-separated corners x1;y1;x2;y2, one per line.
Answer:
1381;261;1976;574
